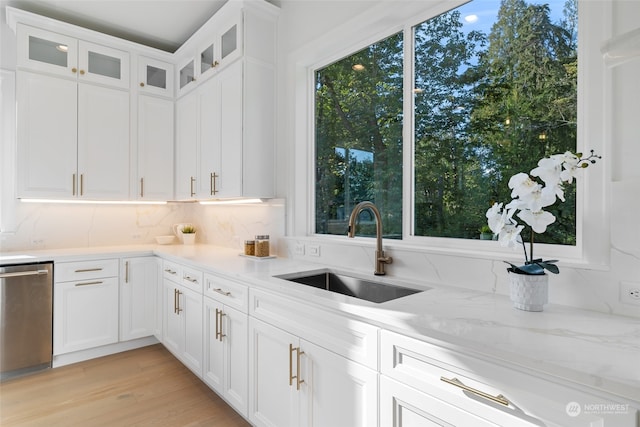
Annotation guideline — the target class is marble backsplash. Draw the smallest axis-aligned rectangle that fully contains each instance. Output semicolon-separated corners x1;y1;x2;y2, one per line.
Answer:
0;199;286;254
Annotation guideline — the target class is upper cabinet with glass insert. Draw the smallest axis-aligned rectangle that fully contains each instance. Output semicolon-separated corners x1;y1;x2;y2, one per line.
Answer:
175;9;242;97
17;24;130;89
138;56;174;97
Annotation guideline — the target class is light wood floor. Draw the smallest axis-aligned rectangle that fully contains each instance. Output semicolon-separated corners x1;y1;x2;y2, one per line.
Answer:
0;344;251;427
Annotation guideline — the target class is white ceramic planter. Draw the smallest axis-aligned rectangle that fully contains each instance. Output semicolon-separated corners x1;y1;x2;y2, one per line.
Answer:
508;272;548;312
181;233;196;245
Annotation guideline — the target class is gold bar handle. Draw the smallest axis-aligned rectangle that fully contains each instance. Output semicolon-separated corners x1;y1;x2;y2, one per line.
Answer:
190;177;196;197
75;281;103;287
176;290;183;314
72;173;76;196
210;172;219;195
75;268;103;273
174;288;178;314
289;343;294;386
215;308;220;340
440;377;509;406
140;178;144;198
80;174;84;196
213;288;232;297
296;347;305;390
125;261;129;283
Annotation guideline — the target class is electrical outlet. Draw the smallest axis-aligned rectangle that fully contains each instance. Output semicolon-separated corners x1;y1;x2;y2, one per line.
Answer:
308;244;320;257
620;282;640;306
294;243;305;256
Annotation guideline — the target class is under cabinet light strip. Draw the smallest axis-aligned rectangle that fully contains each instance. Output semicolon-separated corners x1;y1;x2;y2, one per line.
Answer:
20;199;167;205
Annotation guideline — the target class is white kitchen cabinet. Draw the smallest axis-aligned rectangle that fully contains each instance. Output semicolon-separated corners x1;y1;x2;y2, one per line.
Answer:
248;289;379;427
202;273;249;417
137;56;173;97
380;329;638;427
17;24;129;89
53;259;119;355
175;6;242;98
203;298;248;416
120;257;159;342
136;95;174;200
175;89;198;199
16;70;129;200
162;262;203;377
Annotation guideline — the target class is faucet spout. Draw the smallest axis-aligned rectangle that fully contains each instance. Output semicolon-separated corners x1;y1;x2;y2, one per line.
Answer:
347;201;393;275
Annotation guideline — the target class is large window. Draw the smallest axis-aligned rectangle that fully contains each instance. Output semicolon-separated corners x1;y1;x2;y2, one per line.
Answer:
315;0;578;245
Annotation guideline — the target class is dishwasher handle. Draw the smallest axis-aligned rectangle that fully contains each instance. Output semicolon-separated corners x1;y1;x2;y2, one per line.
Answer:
0;269;50;279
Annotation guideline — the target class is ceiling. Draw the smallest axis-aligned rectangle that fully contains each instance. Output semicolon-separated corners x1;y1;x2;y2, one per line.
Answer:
3;0;240;52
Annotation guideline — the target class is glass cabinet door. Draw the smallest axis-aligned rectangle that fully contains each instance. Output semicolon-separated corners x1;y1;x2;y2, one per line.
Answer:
221;25;238;61
79;41;130;88
200;43;217;74
138;56;174;97
179;59;195;90
17;24;78;77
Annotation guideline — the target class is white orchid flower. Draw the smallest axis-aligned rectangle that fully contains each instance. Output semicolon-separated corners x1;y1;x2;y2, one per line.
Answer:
508;173;537;199
531;157;562;187
498;223;524;249
554;151;581;184
517;209;556;233
485;203;504;234
519;184;557;211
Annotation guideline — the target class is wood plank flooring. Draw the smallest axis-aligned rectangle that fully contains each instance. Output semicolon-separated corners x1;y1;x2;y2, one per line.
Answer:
0;344;251;427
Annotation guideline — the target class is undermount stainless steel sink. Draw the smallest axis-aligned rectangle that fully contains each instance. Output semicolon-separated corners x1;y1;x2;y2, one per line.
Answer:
275;269;426;303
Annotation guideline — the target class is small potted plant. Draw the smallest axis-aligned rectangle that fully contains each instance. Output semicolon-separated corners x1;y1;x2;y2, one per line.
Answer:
180;225;196;245
479;225;495;240
485;150;600;311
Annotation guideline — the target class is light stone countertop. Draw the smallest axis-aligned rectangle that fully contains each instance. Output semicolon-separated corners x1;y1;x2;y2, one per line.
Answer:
2;243;639;403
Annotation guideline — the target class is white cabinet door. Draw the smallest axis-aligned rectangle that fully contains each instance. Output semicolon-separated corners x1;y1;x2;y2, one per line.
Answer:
137;95;174;200
78;41;129;89
249;317;300;427
181;285;203;377
137;56;173;97
203;297;249;417
53;277;119;355
120;257;159;342
380;375;500;427
77;83;129;199
17;24;78;78
16;71;77;198
215;61;243;197
301;340;378;427
162;278;183;355
196;76;220;198
175;90;198;199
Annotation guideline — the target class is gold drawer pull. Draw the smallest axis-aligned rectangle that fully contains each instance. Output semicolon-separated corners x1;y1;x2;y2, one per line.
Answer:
164;268;177;275
440;376;509;406
213;288;232;297
74;268;103;273
184;276;198;283
75;281;103;287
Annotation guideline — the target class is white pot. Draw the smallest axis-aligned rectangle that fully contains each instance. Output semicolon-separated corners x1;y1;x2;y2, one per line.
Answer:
508;271;548;312
181;233;196;245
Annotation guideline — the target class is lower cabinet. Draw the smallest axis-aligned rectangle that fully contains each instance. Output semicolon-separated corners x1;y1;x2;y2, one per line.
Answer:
380;329;638;427
163;277;203;377
202;272;250;417
53;259;119;355
248;308;378;427
120;257;159;341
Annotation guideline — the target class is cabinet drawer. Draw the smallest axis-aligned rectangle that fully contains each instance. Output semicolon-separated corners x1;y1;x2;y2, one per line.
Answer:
380;330;638;427
162;260;182;282
204;273;248;313
181;266;203;294
250;288;378;369
55;258;118;282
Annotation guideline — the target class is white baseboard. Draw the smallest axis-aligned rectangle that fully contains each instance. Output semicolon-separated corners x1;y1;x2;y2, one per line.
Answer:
52;336;159;368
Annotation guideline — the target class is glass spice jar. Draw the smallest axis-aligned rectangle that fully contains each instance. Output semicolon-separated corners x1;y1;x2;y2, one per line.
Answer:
244;240;255;256
255;235;270;257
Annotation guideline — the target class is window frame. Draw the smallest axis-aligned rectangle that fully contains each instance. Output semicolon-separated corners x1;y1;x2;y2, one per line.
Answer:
290;0;609;269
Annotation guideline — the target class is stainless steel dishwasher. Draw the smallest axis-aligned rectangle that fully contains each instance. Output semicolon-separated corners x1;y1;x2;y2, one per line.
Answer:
0;261;53;381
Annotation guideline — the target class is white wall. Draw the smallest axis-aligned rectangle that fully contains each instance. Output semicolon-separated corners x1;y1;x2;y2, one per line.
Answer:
276;0;640;318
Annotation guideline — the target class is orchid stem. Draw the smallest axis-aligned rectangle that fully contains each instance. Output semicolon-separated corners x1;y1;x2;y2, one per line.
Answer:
529;229;534;263
521;234;529;264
